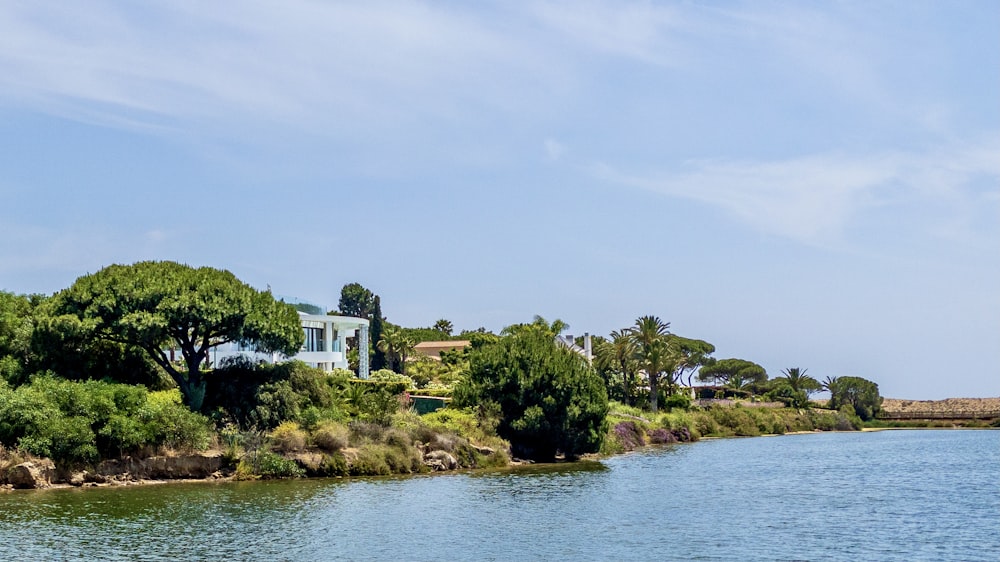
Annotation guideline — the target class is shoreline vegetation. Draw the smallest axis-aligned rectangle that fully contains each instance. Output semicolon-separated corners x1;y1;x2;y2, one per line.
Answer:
3;396;996;492
2;263;999;491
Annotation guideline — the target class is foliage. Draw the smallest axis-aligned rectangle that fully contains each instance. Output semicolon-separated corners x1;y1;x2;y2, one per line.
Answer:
827;376;883;421
593;330;640;406
0;377;211;464
252;451;305;478
663;392;692;411
697;358;768;387
766;367;822;408
376;325;416;375
205;359;347;430
311;420;350;452
666;335;716;392
630;315;673;413
455;328;608;461
337;283;375;318
369;368;415;389
270;421;307;452
433;319;453;336
46;261;303;410
0;291;37;385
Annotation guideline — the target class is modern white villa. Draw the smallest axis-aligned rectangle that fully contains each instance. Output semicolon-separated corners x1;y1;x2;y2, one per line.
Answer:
207;308;371;378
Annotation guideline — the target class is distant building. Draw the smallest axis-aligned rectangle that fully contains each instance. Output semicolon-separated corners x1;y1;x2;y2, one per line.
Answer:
413;340;471;361
556;333;593;363
207;309;370;377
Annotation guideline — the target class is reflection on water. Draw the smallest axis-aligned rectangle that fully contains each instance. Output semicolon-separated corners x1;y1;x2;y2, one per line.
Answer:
2;430;998;561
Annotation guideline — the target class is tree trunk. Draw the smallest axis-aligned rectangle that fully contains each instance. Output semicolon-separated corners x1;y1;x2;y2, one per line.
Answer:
649;374;659;413
179;352;207;411
178;377;207;412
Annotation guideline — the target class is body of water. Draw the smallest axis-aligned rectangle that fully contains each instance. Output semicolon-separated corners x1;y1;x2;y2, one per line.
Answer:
2;429;998;561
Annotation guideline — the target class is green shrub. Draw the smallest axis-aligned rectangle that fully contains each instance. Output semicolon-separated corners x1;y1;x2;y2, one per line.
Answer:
254;451;305;478
663;393;692;411
383;443;425;474
270;421;307;453
143;390;213;451
312;420;350;452
318;452;349;477
369;369;416;390
350;444;392;476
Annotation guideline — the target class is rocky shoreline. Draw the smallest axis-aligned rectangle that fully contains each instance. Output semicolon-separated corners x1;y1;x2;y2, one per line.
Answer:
2;443;502;491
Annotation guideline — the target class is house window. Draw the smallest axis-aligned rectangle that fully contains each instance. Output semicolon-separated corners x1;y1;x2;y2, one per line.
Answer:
302;327;325;352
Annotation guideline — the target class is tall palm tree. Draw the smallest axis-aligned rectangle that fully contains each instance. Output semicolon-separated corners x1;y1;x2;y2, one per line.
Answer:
821;376;840;407
630;315;673;413
377;326;416;375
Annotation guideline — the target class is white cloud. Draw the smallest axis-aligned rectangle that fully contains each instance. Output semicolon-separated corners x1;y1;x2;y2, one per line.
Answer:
598;136;1000;246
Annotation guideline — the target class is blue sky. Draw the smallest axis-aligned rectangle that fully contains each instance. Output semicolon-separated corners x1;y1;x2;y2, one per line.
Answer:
1;1;997;399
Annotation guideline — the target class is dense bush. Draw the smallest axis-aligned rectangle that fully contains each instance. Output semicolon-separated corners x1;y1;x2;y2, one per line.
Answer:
455;330;608;461
663;393;692;411
0;378;211;464
253;451;306;478
205;359;347;429
827;376;883;421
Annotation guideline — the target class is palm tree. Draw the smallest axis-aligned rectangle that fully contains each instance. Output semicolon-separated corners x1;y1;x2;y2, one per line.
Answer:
779;367;821;407
630;315;673;413
377;326;416;375
594;329;639;405
501;315;568;339
821;376;840;407
433;319;453;336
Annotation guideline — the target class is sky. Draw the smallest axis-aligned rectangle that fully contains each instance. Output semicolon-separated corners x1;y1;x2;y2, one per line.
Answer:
0;1;997;400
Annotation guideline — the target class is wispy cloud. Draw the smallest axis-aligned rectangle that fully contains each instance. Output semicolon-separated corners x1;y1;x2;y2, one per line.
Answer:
597;135;1000;246
0;2;560;138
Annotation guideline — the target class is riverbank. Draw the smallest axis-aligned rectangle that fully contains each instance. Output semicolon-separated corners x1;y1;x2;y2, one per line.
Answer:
7;400;996;492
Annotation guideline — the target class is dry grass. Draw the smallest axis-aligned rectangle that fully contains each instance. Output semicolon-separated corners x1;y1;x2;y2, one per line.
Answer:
882;397;1000;416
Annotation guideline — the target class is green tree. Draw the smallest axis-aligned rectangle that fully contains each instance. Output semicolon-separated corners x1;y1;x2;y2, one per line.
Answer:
433;319;454;336
821;375;839;397
369;295;386;371
337;283;375;318
455;328;608;461
377;325;416;375
698;358;767;388
774;367;822;407
0;291;37;385
665;335;715;396
501;315;569;338
630;315;673;413
828;376;883;421
593;329;639;405
48;261;303;411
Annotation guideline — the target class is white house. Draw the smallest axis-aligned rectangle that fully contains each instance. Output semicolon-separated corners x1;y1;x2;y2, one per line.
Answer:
208;311;371;377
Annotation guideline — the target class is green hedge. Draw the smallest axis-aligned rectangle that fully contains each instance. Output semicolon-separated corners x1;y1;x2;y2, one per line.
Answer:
348;379;408;395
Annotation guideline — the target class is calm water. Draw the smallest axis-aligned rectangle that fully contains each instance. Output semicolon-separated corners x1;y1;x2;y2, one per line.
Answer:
2;429;998;561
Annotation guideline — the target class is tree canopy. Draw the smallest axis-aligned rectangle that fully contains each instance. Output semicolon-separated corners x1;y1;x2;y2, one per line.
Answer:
827;376;883;421
455;327;608;461
698;358;768;387
48;261;303;411
336;282;375;318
